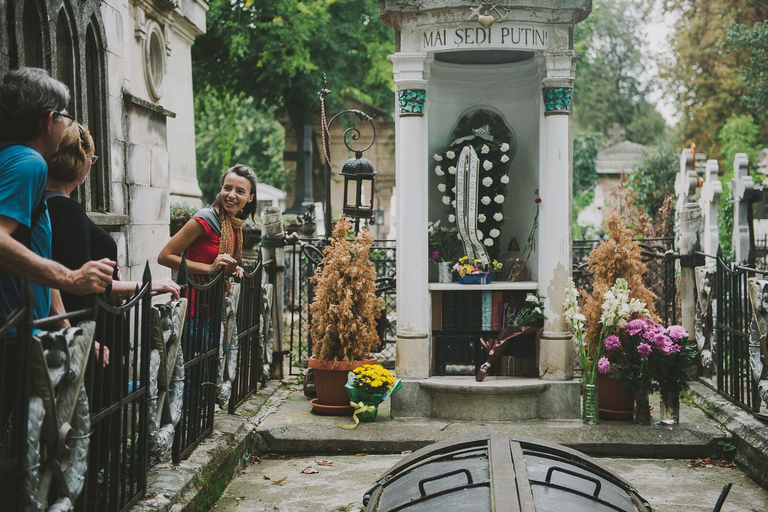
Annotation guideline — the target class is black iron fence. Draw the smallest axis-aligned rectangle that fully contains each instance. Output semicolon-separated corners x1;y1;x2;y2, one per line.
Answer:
287;238;397;375
715;250;764;415
572;237;678;326
0;258;266;510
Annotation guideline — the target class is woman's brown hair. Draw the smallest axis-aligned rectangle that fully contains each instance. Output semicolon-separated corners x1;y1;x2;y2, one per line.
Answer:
47;123;94;184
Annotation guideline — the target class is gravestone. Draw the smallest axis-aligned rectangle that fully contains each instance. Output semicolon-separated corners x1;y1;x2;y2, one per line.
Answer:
731;153;754;264
698;160;722;262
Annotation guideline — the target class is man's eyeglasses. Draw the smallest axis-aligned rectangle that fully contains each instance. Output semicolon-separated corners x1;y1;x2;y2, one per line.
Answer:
52;110;76;127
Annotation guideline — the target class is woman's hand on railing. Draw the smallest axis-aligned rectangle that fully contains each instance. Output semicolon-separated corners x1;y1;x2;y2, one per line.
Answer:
209;254;237;275
94;341;110;368
151;278;181;299
234;266;244;279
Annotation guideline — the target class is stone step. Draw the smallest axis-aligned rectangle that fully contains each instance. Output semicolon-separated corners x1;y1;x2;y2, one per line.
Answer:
392;376;581;421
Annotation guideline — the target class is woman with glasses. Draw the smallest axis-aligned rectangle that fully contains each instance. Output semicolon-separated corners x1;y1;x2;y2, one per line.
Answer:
46;123;180;315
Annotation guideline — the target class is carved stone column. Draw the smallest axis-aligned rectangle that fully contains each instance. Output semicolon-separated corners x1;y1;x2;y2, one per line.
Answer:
731;153;754;264
392;52;431;379
538;50;576;381
698;159;722;263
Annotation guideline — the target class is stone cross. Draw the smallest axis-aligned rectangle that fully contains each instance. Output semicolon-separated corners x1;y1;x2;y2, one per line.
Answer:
608;123;625;145
731;153;754;263
675;148;699;247
698;159;722;262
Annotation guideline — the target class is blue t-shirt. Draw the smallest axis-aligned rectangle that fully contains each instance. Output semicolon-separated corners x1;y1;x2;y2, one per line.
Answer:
0;145;52;321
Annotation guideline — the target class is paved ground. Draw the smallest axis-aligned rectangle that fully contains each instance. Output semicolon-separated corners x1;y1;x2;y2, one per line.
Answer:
212;453;768;512
208;383;768;512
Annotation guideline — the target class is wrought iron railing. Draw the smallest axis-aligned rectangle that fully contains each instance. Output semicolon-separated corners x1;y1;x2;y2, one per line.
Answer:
230;259;265;412
287;238;397;375
715;250;763;415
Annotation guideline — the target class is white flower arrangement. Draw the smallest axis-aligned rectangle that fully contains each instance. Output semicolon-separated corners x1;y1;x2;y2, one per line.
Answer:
477;230;484;239
490;229;500;238
431;136;513;259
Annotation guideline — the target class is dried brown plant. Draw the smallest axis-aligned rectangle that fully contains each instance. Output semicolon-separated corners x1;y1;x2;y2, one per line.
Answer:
581;214;658;348
310;216;385;363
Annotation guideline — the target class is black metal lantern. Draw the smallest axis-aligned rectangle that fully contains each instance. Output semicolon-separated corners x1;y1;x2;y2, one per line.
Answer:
319;74;378;235
341;151;376;221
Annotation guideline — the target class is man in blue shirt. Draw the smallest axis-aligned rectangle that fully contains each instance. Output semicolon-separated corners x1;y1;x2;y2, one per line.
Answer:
0;68;115;321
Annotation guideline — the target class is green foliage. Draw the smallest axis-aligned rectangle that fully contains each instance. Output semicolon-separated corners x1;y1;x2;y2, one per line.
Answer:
194;86;288;204
716;115;763;261
727;21;768;122
573;0;666;144
572;188;595;240
573;132;601;196
629;143;678;220
662;0;768;154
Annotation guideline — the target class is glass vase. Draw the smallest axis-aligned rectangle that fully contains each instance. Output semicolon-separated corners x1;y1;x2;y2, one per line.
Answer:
437;262;453;283
660;388;681;425
582;372;599;425
633;388;651;424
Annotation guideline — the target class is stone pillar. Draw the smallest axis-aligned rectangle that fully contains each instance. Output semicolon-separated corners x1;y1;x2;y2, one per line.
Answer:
392;53;431;379
679;203;702;340
698;160;722;263
538;50;576;381
731;153;754;264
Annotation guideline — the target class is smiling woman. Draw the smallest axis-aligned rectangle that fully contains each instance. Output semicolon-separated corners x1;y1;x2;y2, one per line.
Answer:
157;164;258;279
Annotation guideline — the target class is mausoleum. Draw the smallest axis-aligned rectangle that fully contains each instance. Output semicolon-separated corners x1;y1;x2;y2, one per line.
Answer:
379;0;592;419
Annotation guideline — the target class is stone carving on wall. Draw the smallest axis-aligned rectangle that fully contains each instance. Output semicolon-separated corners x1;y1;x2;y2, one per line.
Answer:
216;283;241;407
746;278;768;408
695;266;717;376
147;299;187;459
24;323;95;512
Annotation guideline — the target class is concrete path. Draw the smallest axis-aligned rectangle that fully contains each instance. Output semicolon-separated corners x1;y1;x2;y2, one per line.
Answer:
212;453;768;512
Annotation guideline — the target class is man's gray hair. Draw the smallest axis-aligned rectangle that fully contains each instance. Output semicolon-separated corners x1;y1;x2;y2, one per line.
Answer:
0;67;70;142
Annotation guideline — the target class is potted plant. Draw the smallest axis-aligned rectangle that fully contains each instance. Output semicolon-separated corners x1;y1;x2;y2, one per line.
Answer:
339;364;402;428
170;202;198;236
308;216;385;415
452;256;502;284
428;220;462;282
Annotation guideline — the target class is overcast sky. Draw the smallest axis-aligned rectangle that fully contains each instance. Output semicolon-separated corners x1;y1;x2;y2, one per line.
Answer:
644;5;678;125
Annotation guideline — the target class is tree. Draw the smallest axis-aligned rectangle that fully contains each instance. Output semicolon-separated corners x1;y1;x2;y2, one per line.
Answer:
573;0;667;145
192;0;395;206
727;21;768;122
195;86;288;204
572;133;601;237
661;0;768;154
628;142;678;220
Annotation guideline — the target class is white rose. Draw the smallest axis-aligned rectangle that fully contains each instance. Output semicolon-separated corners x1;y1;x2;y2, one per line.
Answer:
442;196;451;205
448;214;456;223
435;168;445;176
501;155;510;163
434;154;443;161
482;177;493;187
478;214;486;223
452;200;456;208
484;238;494;246
494;194;505;204
501;143;510;152
451;187;456;193
481;196;491;205
438;183;446;192
477;230;484;239
493;212;503;221
483;160;493;171
448;166;457;175
490;229;500;238
500;174;510;184
481;145;490;154
446;150;455;159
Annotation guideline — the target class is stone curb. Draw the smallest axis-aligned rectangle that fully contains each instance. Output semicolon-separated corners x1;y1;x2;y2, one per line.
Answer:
130;381;284;512
687;379;768;489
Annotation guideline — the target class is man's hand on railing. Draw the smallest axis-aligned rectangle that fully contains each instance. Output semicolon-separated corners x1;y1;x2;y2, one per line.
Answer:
94;341;110;368
67;258;116;295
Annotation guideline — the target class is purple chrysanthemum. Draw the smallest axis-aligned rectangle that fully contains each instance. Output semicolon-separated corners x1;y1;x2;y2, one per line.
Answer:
667;343;681;353
667;325;688;341
637;343;652;357
604;335;622;350
429;250;439;261
652;333;671;348
597;356;611;374
626;319;646;336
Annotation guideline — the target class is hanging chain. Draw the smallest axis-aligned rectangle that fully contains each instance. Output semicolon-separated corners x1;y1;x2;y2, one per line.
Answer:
319;74;332;168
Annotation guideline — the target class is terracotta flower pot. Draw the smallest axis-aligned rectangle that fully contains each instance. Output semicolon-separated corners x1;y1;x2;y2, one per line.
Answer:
598;373;634;421
308;356;377;416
